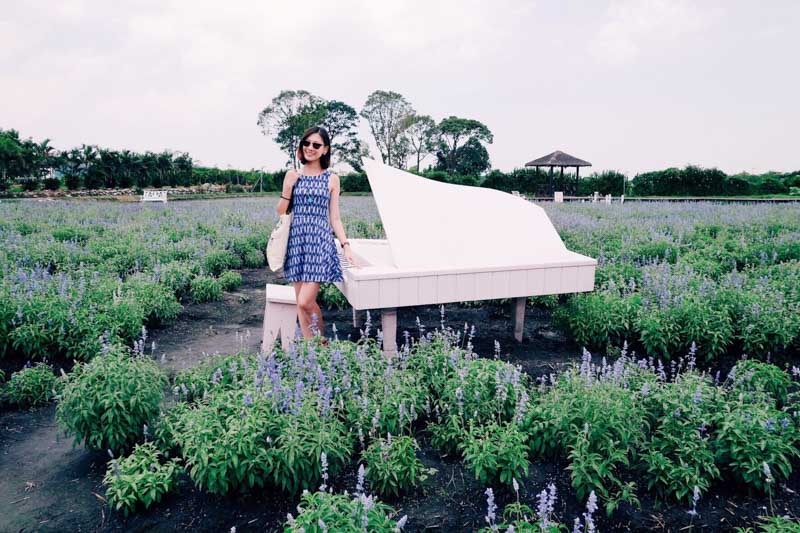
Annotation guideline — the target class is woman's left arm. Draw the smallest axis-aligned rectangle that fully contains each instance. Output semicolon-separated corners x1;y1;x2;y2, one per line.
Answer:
329;173;358;267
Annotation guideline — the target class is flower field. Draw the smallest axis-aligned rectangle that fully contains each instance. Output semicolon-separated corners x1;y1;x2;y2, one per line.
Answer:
1;198;799;532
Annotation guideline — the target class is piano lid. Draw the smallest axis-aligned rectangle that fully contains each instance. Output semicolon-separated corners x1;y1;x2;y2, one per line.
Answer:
362;158;577;271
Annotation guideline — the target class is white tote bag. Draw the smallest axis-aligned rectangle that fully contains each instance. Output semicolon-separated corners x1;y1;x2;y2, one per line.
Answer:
266;213;292;274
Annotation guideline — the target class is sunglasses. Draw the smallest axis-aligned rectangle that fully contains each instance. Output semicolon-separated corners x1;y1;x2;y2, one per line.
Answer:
301;140;324;149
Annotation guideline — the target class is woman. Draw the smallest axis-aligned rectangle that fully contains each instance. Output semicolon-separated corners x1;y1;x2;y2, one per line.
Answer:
277;126;358;339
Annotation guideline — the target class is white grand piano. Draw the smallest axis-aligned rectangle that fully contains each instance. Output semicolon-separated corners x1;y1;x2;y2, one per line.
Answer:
333;158;596;355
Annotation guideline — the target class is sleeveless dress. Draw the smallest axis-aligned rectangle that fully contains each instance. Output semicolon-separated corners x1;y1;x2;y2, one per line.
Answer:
283;169;344;283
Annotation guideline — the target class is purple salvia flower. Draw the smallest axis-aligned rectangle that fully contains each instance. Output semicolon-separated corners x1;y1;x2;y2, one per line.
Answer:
692;387;702;406
319;451;328;491
356;463;365;494
484;488;497;529
763;462;774;484
584;491;597;533
688;485;700;517
687;341;697;370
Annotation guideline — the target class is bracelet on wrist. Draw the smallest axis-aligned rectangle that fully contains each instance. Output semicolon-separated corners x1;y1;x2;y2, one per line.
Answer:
341;241;350;249
280;195;291;201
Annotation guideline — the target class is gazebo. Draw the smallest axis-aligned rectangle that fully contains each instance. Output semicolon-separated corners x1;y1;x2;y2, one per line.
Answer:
525;150;592;195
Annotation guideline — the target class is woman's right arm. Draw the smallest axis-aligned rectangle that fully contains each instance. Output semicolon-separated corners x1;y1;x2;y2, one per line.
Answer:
276;170;299;215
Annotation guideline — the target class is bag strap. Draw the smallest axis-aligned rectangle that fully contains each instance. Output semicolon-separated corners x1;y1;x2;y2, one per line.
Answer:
287;181;298;214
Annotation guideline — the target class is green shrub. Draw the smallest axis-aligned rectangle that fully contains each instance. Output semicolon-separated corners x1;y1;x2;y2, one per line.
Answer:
736;293;799;357
730;360;793;407
123;277;182;325
363;435;429;497
460;421;529;486
286;490;401;532
555;292;640;352
189;275;222;303
152;403;190;457
429;357;528;454
218;270;242;291
172;352;255;403
714;395;799;494
528;294;560;309
242;248;264;268
1;363;60;407
158;261;194;297
738;515;800;532
640;372;722;502
176;388;352;495
202;250;241;276
52;226;91;243
319;283;348;309
104;441;181;517
57;345;167;454
526;357;645;514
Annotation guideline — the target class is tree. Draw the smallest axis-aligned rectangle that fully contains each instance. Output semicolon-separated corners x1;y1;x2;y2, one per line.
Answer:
78;144;102;189
401;114;437;171
257;90;326;169
435;137;490;176
437;116;493;174
360;90;414;168
0;129;25;189
320;100;363;171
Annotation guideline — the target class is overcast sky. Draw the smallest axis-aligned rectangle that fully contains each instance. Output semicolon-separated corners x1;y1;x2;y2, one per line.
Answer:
2;0;798;176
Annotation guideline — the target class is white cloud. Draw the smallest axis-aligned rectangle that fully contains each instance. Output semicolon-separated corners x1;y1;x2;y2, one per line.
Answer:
589;0;715;66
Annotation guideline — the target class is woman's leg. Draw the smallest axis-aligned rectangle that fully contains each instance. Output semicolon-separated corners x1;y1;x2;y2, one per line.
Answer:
296;281;323;338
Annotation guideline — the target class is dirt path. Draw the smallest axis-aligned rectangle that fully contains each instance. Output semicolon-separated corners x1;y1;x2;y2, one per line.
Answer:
0;403;107;532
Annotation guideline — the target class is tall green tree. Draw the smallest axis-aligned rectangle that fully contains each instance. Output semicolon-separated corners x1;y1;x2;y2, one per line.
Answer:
435;137;490;176
257;90;326;169
360;90;414;168
79;144;102;189
0;129;25;189
437;116;493;174
401;114;437;171
320;100;364;172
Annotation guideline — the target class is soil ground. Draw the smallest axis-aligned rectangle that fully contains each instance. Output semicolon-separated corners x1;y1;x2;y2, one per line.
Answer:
1;267;799;532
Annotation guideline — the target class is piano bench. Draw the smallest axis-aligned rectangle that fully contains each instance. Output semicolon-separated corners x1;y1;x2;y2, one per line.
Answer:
261;284;297;354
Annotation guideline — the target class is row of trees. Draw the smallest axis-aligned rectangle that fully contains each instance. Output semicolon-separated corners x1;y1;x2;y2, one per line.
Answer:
630;166;800;196
257;90;494;175
0;129;194;190
4;127;797;196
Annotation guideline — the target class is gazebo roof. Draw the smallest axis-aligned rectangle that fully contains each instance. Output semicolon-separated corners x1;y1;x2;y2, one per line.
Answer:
525;150;592;167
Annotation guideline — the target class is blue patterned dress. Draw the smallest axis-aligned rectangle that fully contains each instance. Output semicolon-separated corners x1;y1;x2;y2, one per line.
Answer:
283;170;344;283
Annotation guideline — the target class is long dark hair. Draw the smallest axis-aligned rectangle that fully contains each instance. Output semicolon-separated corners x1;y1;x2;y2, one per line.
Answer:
297;126;331;169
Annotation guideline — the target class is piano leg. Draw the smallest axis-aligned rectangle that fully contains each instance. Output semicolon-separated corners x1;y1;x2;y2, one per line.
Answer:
381;308;398;357
512;297;526;342
352;308;362;329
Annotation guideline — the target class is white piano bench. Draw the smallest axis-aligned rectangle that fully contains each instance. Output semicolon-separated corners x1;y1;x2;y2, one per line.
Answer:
261;284;298;353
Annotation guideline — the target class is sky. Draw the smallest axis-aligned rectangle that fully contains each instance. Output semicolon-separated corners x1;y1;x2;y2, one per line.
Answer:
2;0;799;176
